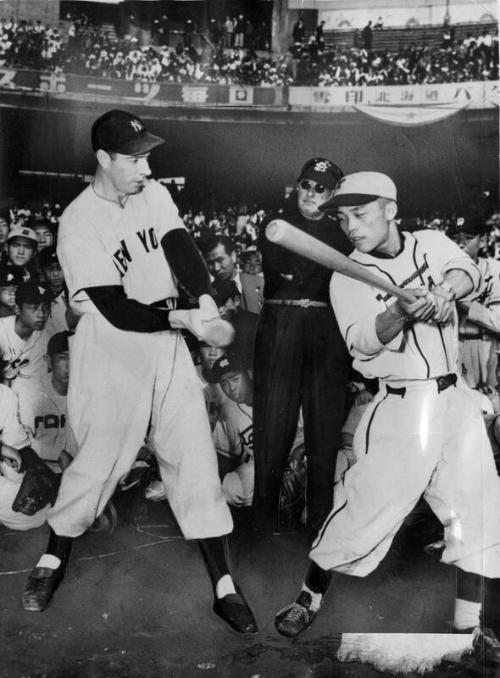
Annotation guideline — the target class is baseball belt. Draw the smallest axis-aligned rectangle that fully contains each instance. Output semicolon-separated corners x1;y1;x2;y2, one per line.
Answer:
265;298;329;308
386;373;457;399
459;332;484;341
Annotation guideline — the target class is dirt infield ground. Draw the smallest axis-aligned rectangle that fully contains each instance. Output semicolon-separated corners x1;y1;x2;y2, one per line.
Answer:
0;489;497;678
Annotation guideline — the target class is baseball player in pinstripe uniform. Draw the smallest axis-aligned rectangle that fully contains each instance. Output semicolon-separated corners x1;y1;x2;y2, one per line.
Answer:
274;172;500;665
21;110;257;634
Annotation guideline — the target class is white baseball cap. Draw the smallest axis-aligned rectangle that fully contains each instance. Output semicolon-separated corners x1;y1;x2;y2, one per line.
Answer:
7;225;38;244
321;171;397;209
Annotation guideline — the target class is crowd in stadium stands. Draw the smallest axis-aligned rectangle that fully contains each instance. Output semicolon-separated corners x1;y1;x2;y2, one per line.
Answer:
0;14;497;85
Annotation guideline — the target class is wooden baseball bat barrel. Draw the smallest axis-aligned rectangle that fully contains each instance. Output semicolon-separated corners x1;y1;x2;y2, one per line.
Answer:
265;219;417;304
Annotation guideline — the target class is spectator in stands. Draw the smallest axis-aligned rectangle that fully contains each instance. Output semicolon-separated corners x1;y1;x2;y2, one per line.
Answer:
0;267;23;318
4;226;38;283
0;281;50;398
31;220;54;252
292;18;306;45
213;279;258;369
361;21;373;50
315;20;326;49
234;15;245;49
223;16;234;49
374;17;384;30
201;235;264;314
18;331;76;474
183;18;195;49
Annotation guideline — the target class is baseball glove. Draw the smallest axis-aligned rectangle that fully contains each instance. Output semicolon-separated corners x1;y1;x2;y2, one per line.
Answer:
11;447;60;516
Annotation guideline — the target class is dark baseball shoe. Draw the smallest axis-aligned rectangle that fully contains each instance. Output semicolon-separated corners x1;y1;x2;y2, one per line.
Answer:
275;590;321;638
22;566;65;612
213;588;258;634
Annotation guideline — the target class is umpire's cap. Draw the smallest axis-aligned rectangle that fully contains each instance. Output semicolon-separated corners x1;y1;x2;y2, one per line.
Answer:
298;158;343;189
320;171;397;211
91;110;165;156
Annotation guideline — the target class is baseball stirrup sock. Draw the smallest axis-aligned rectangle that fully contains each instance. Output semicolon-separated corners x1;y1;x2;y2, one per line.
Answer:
41;528;73;569
453;569;483;630
198;537;235;598
304;559;333;595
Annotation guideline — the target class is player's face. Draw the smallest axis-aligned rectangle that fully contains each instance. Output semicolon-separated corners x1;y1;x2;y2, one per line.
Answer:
8;238;36;266
337;199;394;254
220;370;251;404
44;263;64;295
206;244;236;281
34;227;54;250
453;232;481;261
0;285;17;309
107;152;152;197
297;179;334;220
199;345;225;370
18;302;49;330
50;351;70;385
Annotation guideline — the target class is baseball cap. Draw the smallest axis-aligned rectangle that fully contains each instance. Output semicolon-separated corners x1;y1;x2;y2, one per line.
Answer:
212;280;240;307
15;282;50;307
91;109;165;156
298;158;343;190
320;171;397;210
7;225;38;245
450;212;485;237
47;331;72;356
211;353;247;382
0;266;23;287
37;245;60;270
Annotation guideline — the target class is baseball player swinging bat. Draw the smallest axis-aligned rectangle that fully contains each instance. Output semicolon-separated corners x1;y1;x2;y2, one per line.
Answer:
265;219;417;304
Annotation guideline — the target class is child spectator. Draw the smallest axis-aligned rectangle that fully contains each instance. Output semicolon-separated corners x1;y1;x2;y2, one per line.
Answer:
0;281;50;397
31;220;55;252
0;266;23;318
37;246;78;335
4;225;39;283
18;331;76;474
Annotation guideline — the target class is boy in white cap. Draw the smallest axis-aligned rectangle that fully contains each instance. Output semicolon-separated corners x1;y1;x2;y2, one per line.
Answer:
274;172;500;666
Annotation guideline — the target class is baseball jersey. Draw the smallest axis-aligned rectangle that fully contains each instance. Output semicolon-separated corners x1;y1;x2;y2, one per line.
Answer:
18;372;77;465
213;400;253;462
330;230;481;380
0;383;30;449
57;179;186;314
45;291;71;337
460;257;500;335
0;315;49;385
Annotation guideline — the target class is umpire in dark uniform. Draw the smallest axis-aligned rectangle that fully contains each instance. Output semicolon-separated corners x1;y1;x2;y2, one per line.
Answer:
253;158;352;535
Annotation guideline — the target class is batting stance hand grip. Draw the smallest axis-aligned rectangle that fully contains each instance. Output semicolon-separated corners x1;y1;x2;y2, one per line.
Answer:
265;219;417;305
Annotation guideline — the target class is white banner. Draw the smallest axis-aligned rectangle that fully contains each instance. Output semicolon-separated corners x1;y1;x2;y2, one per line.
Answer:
289;82;499;113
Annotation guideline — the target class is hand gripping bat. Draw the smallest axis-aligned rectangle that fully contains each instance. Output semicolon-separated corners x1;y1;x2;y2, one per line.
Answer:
265;219;417;304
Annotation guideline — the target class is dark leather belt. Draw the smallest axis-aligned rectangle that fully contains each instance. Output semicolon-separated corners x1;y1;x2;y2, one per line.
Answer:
265;299;329;308
151;298;177;310
387;373;457;399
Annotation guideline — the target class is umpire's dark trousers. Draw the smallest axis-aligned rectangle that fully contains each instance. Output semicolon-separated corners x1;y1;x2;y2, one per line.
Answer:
253;303;350;535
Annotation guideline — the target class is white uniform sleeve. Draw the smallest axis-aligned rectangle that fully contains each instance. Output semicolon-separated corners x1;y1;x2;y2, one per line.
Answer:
0;386;30;449
57;210;121;299
147;180;186;242
422;230;481;295
467;259;500;334
330;272;404;359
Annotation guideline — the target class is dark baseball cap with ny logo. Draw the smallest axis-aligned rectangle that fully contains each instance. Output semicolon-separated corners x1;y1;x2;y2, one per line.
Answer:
91;109;165;156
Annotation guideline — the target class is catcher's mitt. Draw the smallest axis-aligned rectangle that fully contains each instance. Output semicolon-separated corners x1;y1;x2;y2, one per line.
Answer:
11;447;60;516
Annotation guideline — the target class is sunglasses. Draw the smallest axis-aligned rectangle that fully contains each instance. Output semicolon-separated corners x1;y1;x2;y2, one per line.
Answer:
299;180;327;194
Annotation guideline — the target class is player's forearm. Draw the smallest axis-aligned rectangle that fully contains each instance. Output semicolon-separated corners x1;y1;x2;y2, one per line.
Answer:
375;304;408;345
465;302;500;335
161;229;212;299
86;285;172;333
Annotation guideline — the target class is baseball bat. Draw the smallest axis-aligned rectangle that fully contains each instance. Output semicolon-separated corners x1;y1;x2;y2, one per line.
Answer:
265;219;417;304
